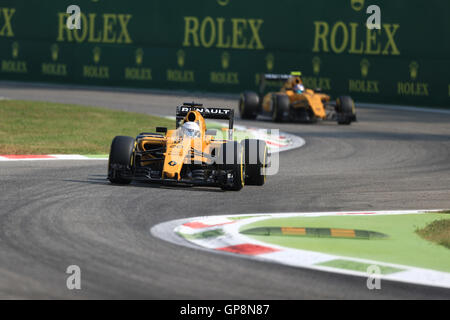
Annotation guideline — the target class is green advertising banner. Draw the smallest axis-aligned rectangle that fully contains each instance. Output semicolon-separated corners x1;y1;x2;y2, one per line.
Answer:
0;0;449;107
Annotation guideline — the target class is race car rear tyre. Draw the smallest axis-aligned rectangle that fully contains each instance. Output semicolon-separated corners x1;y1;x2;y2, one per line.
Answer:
336;96;356;125
272;94;290;122
220;141;245;191
108;136;135;185
239;91;259;120
241;139;268;186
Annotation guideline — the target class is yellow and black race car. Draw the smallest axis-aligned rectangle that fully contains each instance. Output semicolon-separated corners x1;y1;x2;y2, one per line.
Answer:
239;72;357;125
108;103;268;191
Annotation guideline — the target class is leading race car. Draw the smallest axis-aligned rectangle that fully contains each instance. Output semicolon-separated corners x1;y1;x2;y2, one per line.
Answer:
107;103;268;191
239;72;357;125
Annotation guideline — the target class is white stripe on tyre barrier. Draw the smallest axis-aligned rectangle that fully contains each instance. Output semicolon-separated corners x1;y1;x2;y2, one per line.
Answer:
151;210;450;289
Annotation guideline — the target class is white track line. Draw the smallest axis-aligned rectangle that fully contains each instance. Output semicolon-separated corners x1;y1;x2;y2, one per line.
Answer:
0;155;107;161
151;210;450;289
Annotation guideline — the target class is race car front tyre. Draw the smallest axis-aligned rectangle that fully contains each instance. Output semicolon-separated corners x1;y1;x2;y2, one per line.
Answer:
239;91;259;119
108;136;135;184
220;141;245;191
272;94;290;122
241;139;268;186
336;96;356;125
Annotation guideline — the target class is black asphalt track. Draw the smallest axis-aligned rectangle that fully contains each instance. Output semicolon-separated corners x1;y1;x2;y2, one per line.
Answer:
0;82;449;299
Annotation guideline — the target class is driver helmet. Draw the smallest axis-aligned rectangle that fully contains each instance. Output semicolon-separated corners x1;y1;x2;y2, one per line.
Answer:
294;83;305;94
181;121;201;138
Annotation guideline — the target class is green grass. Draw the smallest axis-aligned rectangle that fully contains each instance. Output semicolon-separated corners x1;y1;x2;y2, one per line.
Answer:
0;100;174;154
417;219;450;249
228;215;268;221
0;100;255;155
204;122;255;142
316;259;404;274
240;213;450;272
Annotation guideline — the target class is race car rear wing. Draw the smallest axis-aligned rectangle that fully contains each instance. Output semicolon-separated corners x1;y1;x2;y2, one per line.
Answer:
176;102;234;139
258;72;302;95
263;73;291;81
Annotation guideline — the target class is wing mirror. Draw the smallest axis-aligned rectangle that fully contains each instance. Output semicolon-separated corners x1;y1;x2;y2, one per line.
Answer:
156;127;167;134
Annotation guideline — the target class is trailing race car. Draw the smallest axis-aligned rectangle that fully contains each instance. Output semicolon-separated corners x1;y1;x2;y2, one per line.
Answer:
108;103;268;191
239;72;357;125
